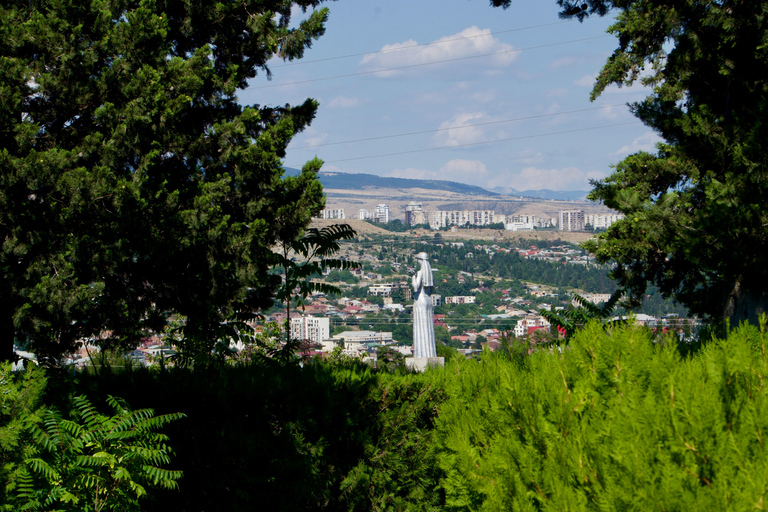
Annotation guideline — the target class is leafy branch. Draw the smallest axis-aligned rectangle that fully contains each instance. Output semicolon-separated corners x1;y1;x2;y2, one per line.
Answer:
274;224;360;346
539;290;624;342
10;395;184;512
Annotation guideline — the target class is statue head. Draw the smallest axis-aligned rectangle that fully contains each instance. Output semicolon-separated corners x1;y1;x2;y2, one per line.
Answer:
415;252;429;261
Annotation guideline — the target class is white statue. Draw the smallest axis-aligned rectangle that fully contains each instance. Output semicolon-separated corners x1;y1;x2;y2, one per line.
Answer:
412;252;436;358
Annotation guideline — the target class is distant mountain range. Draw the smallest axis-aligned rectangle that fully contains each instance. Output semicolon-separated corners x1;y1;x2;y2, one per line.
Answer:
283;168;589;201
488;186;589;202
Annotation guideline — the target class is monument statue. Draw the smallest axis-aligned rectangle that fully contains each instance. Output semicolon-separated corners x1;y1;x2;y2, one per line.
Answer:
412;252;437;358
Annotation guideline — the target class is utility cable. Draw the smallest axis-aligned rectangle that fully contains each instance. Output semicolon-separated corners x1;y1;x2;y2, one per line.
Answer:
249;35;611;90
271;21;573;68
289;104;626;150
285;121;640;166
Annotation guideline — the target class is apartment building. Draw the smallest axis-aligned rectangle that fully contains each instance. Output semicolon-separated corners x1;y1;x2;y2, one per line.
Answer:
290;315;330;344
559;210;585;231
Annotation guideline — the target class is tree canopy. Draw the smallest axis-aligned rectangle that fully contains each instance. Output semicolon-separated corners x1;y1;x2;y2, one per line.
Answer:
493;0;768;328
0;0;334;361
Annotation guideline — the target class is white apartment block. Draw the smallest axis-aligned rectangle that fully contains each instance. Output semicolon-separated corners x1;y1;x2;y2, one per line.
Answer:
374;204;390;223
318;208;345;220
514;316;551;338
559;210;585;231
432;294;442;307
445;296;476;305
576;293;612;305
428;210;496;229
332;330;393;344
290;315;330;344
585;213;625;229
358;209;372;220
368;283;398;297
505;222;535;231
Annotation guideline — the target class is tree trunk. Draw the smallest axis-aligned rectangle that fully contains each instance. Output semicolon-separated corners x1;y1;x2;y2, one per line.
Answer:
723;278;768;336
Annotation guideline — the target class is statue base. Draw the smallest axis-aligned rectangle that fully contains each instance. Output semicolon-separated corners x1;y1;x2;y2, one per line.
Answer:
405;357;445;373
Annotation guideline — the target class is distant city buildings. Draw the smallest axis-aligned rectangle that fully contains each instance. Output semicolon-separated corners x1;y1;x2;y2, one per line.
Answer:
357;204;390;222
556;210;625;231
514;316;551;338
585;213;625;230
290;315;329;345
445;296;476;305
403;203;498;229
374;204;390;223
315;208;345;220
559;210;585;231
404;201;423;225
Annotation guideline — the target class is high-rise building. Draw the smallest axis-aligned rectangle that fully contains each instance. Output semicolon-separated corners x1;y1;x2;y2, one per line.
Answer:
290;315;330;344
317;208;345;220
404;202;423;225
374;204;390;223
559;210;585;231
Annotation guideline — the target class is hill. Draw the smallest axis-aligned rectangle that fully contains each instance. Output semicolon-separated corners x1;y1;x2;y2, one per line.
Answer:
284;168;590;201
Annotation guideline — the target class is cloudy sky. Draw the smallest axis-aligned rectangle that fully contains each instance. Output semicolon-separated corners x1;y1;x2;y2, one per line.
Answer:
240;0;661;192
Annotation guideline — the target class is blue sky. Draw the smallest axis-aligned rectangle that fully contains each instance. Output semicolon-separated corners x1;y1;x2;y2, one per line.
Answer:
240;0;661;192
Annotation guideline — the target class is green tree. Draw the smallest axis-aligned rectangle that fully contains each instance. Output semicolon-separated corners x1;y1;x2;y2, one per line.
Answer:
0;0;333;362
495;0;768;329
583;0;768;330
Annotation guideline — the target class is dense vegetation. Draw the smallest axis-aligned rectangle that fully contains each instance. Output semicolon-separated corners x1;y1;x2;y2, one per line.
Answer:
4;321;768;509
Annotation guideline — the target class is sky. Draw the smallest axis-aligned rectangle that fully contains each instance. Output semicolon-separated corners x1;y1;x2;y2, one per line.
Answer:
239;0;662;193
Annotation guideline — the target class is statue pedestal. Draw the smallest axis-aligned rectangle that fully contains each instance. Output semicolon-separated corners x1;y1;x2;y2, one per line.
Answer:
405;357;445;373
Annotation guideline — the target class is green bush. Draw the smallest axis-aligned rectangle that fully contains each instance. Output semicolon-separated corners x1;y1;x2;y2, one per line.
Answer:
69;358;445;511
432;321;768;510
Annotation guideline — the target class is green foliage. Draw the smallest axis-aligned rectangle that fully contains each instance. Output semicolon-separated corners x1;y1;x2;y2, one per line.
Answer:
374;345;407;374
0;362;46;509
275;223;359;340
8;393;183;512
433;318;768;510
339;373;446;511
0;0;333;361
69;358;444;511
557;0;768;327
539;290;624;342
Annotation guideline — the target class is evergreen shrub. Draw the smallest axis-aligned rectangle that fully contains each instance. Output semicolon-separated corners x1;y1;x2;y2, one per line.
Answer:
431;321;768;510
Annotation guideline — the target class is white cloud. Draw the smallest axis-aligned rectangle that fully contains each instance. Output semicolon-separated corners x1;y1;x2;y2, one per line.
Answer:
432;112;488;147
327;96;363;109
574;74;596;88
612;132;663;156
489;166;603;191
512;149;544;165
359;26;518;77
549;56;577;69
287;126;328;151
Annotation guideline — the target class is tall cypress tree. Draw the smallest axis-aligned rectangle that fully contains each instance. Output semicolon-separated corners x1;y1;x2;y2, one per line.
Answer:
0;0;333;361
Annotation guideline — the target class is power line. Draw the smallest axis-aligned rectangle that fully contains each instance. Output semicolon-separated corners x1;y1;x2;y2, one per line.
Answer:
289;104;627;150
249;35;611;90
271;21;572;68
286;121;641;166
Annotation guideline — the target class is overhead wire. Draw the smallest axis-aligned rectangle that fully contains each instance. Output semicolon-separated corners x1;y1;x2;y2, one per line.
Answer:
285;121;641;166
270;20;573;68
288;104;628;150
248;35;612;90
